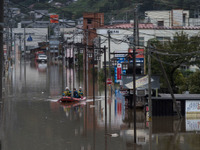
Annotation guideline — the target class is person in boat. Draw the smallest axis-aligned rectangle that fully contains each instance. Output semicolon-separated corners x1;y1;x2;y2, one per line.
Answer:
78;87;84;98
63;87;71;97
73;88;79;98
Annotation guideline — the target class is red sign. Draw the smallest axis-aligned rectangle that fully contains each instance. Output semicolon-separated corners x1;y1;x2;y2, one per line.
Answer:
117;64;122;80
128;48;144;58
146;106;149;112
50;15;59;23
117;102;122;115
107;78;112;84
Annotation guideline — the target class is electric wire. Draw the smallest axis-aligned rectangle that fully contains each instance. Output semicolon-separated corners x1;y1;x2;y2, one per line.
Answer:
7;0;200;59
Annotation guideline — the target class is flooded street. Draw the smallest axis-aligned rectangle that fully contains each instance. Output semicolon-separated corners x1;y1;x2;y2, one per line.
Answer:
1;60;200;150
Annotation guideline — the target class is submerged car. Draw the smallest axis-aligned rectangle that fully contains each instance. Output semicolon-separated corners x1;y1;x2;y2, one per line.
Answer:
37;54;47;62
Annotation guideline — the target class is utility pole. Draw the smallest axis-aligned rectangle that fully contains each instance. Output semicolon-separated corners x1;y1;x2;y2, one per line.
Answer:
0;0;4;99
93;45;95;105
104;45;107;117
10;10;13;67
108;30;111;78
24;27;26;61
148;43;152;150
86;29;89;97
148;43;152;118
73;30;75;90
133;4;139;144
156;53;182;118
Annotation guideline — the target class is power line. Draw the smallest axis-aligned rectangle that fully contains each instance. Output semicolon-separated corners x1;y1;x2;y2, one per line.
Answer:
8;0;200;59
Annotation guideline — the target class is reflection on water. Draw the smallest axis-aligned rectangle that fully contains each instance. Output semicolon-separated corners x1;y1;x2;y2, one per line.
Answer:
1;60;200;150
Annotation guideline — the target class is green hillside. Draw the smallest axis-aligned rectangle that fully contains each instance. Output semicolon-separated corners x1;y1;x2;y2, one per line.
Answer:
11;0;200;24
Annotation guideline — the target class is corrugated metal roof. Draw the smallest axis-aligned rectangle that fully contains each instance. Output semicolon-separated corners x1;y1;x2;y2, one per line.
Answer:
101;23;200;30
152;94;200;100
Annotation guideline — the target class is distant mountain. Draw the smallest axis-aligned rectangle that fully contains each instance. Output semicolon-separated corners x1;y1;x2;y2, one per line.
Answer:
10;0;200;24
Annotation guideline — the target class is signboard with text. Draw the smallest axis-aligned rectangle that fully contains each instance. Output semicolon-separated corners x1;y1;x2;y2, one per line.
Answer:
50;15;59;23
186;119;200;131
128;48;144;59
186;100;200;114
117;63;122;80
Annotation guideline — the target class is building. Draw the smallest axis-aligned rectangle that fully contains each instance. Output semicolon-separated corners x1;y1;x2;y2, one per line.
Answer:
29;10;49;19
10;28;47;54
189;18;200;26
145;9;190;27
83;12;104;46
59;19;76;28
20;21;50;28
96;23;200;72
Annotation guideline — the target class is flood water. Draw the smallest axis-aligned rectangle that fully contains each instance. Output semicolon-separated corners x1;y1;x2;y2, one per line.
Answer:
1;59;200;150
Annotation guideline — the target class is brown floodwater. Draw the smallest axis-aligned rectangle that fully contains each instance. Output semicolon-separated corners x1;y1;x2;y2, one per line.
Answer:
0;60;200;150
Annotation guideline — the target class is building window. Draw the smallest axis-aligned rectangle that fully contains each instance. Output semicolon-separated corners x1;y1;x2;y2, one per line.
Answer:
183;14;186;26
139;37;144;46
87;19;92;24
157;21;164;27
128;36;144;47
156;37;170;44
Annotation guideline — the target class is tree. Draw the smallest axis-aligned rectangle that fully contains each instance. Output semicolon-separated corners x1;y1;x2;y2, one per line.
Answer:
188;71;200;93
150;32;200;93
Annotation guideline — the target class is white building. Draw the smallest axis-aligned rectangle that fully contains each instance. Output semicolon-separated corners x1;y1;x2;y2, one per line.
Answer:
96;23;200;71
145;9;189;27
5;28;48;54
189;18;200;26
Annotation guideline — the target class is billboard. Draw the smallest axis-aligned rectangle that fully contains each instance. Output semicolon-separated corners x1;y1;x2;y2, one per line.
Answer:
128;48;144;59
186;100;200;114
50;15;59;23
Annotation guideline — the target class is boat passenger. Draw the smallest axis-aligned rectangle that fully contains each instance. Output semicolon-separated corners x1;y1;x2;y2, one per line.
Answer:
63;87;71;96
78;87;84;98
73;88;79;98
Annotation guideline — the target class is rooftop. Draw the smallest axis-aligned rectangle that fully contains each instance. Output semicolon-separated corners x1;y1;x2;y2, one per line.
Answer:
101;23;200;30
152;94;200;100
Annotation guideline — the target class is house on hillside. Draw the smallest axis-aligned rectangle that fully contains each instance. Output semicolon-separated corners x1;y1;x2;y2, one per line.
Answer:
20;21;49;28
29;10;49;19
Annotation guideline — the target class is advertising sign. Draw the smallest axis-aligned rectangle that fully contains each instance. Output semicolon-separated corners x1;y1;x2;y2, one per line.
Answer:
128;48;144;59
186;119;200;131
117;63;122;80
185;101;200;131
50;15;59;23
185;100;200;114
125;75;154;89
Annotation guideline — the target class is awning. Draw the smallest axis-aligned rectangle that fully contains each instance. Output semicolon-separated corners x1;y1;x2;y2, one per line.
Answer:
125;75;154;89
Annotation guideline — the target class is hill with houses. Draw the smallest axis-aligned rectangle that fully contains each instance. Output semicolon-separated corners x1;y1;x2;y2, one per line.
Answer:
10;0;200;24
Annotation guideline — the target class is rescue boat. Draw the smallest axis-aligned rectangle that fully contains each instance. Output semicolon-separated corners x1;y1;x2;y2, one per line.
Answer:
58;96;86;103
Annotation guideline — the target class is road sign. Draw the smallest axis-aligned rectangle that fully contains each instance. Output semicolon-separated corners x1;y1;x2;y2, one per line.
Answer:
27;35;33;41
107;78;112;84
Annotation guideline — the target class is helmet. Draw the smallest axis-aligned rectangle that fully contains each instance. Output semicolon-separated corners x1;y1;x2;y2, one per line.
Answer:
79;87;82;90
65;87;69;90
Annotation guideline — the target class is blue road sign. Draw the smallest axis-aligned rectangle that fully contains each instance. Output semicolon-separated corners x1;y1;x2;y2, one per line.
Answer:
27;35;33;41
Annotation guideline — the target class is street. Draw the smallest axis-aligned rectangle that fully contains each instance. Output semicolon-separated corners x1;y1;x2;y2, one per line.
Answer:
0;59;200;150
